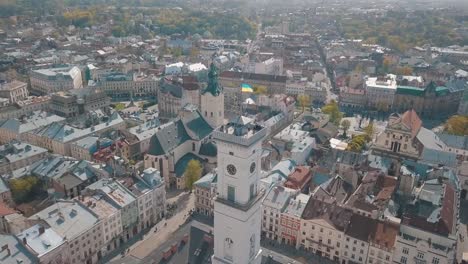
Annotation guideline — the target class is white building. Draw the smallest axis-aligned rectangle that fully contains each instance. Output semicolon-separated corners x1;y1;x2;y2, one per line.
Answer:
272;122;316;165
262;186;297;241
130;168;166;231
0;80;28;103
365;74;397;111
29;201;104;264
30;66;83;95
248;58;283;76
297;198;353;262
80;195;122;255
165;62;184;75
212;118;267;264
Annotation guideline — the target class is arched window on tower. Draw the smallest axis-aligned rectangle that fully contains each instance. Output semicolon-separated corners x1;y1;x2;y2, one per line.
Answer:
249;235;255;258
224;237;234;261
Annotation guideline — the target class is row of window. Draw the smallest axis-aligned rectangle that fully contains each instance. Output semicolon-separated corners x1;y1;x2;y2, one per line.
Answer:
401;247;440;264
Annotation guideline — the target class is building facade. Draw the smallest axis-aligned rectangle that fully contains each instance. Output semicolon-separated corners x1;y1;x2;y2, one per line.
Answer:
212;119;266;264
0;80;28;103
30;66;83;95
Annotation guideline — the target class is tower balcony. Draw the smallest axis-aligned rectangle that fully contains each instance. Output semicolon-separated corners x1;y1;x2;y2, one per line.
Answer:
213;124;267;147
215;189;266;212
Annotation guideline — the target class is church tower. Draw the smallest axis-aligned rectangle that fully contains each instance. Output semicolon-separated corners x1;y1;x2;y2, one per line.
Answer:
201;63;224;128
212;118;266;264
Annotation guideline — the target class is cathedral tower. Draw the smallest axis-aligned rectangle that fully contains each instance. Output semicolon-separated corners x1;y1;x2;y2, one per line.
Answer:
201;63;224;128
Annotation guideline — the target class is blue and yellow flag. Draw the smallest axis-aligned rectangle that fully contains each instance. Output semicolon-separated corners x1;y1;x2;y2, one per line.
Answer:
241;83;254;93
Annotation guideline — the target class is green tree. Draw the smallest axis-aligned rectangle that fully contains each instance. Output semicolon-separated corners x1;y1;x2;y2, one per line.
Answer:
341;119;351;138
347;134;368;152
363;122;375;141
444;115;468;136
114;103;126;111
253;85;268;95
297;94;311;113
322;100;343;125
185;159;202;190
9;176;43;204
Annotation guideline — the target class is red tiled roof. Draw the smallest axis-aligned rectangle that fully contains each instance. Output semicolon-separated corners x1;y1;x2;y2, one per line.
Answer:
440;184;455;235
284;166;311;190
0;201;16;216
401;109;422;137
370;221;399;249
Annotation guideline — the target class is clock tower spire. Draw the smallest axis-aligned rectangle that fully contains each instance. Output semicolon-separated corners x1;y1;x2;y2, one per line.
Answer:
212;117;266;264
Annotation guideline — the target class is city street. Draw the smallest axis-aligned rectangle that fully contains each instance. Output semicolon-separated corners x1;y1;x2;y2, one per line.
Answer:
111;191;195;262
457;224;468;263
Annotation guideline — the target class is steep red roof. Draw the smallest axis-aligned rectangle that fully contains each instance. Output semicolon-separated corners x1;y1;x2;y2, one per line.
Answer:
369;221;399;250
401;109;422;137
0;201;16;216
284;166;311;190
440;184;455;235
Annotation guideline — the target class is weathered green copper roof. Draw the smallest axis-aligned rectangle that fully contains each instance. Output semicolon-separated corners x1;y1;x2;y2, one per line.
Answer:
435;86;449;96
199;141;217;157
396;86;425;96
203;63;222;96
184;111;213;140
396;83;450;97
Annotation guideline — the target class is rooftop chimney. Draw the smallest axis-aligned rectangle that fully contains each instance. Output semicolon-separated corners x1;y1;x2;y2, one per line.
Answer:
22;237;27;245
38;226;45;235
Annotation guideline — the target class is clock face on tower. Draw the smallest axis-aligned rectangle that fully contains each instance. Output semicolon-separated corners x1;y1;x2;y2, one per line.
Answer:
227;164;237;175
250;162;256;173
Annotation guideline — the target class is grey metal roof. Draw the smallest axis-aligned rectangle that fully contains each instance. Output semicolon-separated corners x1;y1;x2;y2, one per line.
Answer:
0;177;9;193
437;133;468;150
16;224;64;257
0;141;47;164
194;170;217;189
30;201;99;241
416;127;447;151
0;111;65;134
86;178;136;207
0;234;37;263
